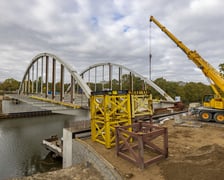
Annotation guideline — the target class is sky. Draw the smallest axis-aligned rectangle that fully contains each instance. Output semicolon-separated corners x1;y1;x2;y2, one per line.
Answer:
0;0;223;84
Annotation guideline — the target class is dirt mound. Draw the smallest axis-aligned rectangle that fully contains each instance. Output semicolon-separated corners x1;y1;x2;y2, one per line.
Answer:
186;144;224;164
160;144;224;180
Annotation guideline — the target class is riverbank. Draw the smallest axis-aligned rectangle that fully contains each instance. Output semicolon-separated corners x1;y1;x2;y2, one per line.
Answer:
12;162;103;180
0;113;84;179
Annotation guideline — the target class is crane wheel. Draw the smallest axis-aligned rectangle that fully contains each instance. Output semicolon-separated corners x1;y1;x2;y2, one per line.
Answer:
199;111;212;122
214;113;224;123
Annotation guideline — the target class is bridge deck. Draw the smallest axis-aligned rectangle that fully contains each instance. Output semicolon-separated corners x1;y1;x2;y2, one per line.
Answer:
5;94;89;115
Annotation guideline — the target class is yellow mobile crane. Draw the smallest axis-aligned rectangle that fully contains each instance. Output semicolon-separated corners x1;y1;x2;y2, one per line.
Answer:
150;16;224;123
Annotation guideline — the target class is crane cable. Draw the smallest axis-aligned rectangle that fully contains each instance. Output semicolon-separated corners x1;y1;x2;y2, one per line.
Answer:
149;19;152;80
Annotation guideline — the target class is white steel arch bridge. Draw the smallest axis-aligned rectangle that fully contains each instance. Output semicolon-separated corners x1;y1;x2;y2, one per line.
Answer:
17;52;174;109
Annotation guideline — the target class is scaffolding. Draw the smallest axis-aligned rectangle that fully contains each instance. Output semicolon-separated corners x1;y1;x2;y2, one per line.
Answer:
131;91;153;119
115;121;168;169
90;90;132;148
90;90;153;148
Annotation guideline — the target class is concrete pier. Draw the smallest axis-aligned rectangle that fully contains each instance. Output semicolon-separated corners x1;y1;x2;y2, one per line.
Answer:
60;124;122;180
62;128;73;168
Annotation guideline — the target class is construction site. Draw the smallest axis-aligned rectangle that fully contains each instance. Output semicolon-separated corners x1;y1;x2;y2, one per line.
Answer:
4;16;224;180
14;110;224;180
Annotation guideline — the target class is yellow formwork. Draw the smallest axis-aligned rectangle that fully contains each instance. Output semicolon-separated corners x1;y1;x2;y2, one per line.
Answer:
90;91;132;148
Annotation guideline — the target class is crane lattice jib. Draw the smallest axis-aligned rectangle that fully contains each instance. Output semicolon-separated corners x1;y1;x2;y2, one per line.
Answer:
150;16;224;94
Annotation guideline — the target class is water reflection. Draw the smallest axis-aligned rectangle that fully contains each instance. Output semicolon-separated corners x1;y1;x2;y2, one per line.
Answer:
0;111;89;179
22;153;62;176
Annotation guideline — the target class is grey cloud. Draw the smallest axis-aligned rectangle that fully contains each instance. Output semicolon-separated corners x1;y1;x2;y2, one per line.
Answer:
0;0;223;85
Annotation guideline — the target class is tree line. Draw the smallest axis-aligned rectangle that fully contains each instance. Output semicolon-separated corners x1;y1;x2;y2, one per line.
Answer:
0;76;214;104
0;63;223;104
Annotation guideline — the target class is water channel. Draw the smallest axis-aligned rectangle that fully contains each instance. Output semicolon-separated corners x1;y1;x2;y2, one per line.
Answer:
0;110;89;180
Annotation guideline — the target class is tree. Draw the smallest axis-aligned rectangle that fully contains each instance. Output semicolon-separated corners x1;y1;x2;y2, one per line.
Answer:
219;63;224;77
151;77;184;100
183;82;212;104
0;78;20;91
150;77;212;104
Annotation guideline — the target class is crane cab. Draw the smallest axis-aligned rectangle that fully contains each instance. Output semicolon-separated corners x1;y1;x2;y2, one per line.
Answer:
199;94;224;123
203;94;224;110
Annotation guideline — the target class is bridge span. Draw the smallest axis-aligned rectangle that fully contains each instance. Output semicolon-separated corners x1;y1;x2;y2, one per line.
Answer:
12;52;175;113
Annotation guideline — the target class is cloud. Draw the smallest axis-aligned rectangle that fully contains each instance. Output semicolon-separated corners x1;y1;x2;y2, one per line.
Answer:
0;0;223;86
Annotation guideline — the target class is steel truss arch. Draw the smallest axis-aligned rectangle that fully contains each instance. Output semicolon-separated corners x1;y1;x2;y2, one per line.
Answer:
80;62;174;101
18;52;91;98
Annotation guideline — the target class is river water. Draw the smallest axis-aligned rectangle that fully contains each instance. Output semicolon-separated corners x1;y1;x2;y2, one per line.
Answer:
0;110;89;180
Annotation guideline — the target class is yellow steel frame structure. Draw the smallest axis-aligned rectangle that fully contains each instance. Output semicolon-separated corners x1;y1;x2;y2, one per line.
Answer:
90;90;153;148
131;91;153;118
90;91;131;148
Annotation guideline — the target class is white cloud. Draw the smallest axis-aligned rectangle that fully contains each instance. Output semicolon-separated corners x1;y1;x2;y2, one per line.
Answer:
190;0;221;14
0;0;223;87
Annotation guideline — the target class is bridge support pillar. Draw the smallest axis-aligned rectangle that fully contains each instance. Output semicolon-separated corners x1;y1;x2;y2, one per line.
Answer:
63;128;73;168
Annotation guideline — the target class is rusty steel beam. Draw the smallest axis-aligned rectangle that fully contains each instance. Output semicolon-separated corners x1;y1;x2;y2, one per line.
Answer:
31;65;34;94
60;64;64;102
52;58;56;100
116;122;168;169
41;57;43;95
45;56;49;98
36;60;38;93
70;75;74;103
163;128;168;157
119;67;122;90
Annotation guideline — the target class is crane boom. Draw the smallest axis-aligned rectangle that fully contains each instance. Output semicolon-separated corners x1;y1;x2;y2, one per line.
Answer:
150;16;224;95
150;16;224;123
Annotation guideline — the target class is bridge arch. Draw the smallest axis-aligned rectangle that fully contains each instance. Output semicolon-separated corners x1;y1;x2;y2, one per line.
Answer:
80;62;174;102
19;52;91;102
19;53;174;108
